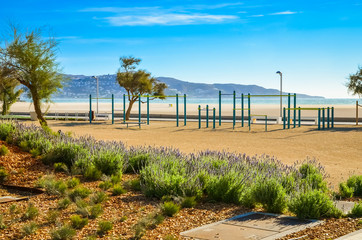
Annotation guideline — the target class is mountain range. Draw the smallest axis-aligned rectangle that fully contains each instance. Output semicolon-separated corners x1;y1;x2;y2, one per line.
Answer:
54;74;323;99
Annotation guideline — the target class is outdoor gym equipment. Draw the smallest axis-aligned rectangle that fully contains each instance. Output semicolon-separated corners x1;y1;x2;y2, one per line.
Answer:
198;105;216;129
123;93;187;127
283;107;335;130
89;94;115;124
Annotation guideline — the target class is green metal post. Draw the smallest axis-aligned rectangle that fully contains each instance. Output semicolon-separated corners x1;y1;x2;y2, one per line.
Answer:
318;108;321;130
219;91;221;126
198;105;201;129
293;93;296;128
241;94;244;127
176;94;179;127
283;107;286;129
298;107;301;127
147;95;149;125
322;108;325;130
89;94;92;124
233;91;236;129
213;108;216;129
112;94;114;124
184;94;186;126
327;107;330;129
288;93;291;129
265;116;267;132
206;105;209;128
331;107;334;128
123;94;126;123
138;94;141;127
248;93;251;131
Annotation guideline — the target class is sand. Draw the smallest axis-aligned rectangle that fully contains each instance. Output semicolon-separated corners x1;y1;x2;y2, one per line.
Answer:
20;119;362;189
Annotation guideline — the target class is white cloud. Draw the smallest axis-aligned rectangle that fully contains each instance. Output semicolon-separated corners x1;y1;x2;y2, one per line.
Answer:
249;14;264;17
80;7;160;13
106;14;238;26
269;11;298;15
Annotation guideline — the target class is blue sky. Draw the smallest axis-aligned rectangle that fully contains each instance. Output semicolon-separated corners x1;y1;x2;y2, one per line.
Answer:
1;0;362;98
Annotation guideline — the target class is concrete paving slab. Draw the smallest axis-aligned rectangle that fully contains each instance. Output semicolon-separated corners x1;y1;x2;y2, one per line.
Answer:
334;200;356;214
181;212;321;240
335;229;362;240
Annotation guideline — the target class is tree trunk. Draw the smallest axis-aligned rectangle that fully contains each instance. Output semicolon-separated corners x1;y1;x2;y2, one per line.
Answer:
30;88;47;126
125;100;136;121
1;92;7;115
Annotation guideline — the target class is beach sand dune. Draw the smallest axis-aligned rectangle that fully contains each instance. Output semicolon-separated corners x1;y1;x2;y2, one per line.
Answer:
22;119;362;189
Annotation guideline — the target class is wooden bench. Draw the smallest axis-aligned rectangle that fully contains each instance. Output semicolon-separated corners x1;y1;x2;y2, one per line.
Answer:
121;121;146;128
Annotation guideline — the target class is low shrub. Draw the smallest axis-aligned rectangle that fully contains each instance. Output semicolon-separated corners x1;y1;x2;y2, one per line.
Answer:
22;222;38;236
350;201;362;217
46;210;60;224
0;214;6;229
54;163;69;173
83;165;102;181
0;122;14;140
0;145;9;156
99;181;112;191
97;220;113;236
70;215;88;229
252;178;287;213
58;197;71;209
89;204;103;219
69;186;91;201
37;175;68;196
112;184;127;196
289;189;342;220
22;203;39;220
90;191;108;204
125;178;142;191
339;182;354;198
50;224;76;240
181;196;197;208
93;150;123;176
110;174;122;185
126;154;149;173
299;162;328;192
346;175;362;197
0;167;8;183
43;142;87;168
161;201;180;217
67;177;80;189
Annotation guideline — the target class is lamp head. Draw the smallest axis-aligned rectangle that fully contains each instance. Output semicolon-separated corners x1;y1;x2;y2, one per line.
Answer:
276;71;281;74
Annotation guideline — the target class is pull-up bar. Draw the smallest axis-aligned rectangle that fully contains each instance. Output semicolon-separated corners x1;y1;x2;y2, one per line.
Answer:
89;94;115;124
198;105;216;129
283;107;334;130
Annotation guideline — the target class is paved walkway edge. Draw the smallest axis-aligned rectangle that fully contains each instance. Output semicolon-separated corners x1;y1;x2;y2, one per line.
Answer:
335;229;362;240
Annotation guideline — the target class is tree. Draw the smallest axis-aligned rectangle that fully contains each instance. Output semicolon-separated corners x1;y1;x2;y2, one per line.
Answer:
0;65;23;115
116;56;167;120
346;66;362;97
0;25;66;126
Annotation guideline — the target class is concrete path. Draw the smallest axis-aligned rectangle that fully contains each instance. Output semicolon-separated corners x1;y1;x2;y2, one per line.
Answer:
335;229;362;240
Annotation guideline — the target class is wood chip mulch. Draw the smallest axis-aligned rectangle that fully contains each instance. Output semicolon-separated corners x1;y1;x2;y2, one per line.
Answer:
0;140;361;239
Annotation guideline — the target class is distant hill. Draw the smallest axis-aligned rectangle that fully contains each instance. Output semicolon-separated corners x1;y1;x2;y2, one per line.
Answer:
53;74;323;99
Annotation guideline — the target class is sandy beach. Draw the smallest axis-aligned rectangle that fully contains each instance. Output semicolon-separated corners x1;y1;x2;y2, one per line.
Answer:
10;102;361;118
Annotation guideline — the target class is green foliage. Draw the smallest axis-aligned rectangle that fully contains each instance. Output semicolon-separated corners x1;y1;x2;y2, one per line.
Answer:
289;190;342;220
346;66;362;97
30;148;41;157
0;214;7;229
69;186;91;201
99;181;112;191
346;175;362;197
37;175;68;196
83;165;102;181
117;56;167;120
58;197;71;210
54;162;69;173
110;174;122;185
164;235;177;240
126;154;150;173
181;196;197;208
0;166;8;183
350;202;362;217
90;191;108;204
9;204;18;214
112;184;127;196
120;215;128;222
43;143;86;168
299;163;328;192
93;151;123;176
22;222;38;236
70;215;88;229
1;25;66;126
0;67;22;115
97;220;113;236
22;203;39;220
46;210;60;224
67;177;80;189
50;224;76;240
125;178;141;191
339;182;354;198
0;145;9;155
0;122;14;140
161;201;180;217
252;178;287;213
89;204;103;219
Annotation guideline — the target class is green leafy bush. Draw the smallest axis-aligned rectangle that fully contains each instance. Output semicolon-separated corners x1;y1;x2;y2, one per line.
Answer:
22;203;39;220
125;178;141;191
37;175;68;196
70;215;88;229
299;163;328;192
43;143;87;168
126;154;149;173
0;167;8;183
99;181;112;191
69;186;91;201
58;197;71;209
161;201;180;217
112;184;127;196
90;191;108;204
110;174;122;185
252;178;287;213
50;224;76;240
339;182;354;198
289;190;342;219
83;165;102;181
0;122;14;140
181;196;197;208
350;201;362;217
346;175;362;197
0;145;9;156
89;204;103;219
46;210;60;224
54;162;69;173
22;222;38;236
97;220;113;236
67;177;80;189
93;150;123;176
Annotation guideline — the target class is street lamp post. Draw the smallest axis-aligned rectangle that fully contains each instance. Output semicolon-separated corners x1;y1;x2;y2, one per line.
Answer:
92;76;99;114
276;71;282;119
